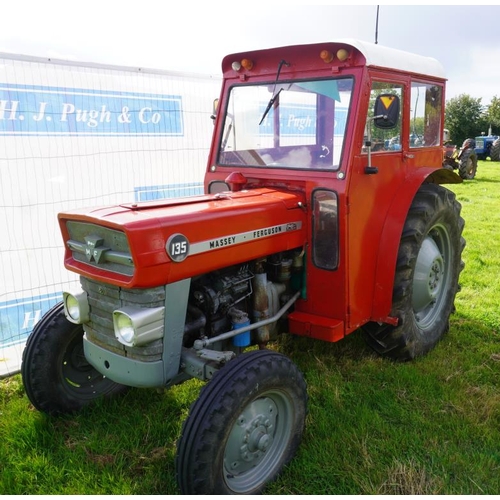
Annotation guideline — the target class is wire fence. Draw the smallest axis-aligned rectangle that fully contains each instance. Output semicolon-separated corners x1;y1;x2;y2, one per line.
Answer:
0;53;221;377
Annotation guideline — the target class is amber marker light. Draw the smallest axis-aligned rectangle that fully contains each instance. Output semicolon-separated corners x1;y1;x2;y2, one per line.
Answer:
231;58;253;72
320;50;334;63
241;58;253;70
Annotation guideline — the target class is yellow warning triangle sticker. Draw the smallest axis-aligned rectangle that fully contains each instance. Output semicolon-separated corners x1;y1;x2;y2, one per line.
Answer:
380;95;395;109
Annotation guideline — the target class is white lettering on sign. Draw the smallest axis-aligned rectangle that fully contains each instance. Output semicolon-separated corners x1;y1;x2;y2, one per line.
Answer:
60;103;114;128
0;100;20;120
139;107;162;124
287;114;312;131
22;309;42;330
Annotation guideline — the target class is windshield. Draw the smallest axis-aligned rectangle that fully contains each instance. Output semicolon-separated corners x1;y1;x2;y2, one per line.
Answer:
218;77;354;171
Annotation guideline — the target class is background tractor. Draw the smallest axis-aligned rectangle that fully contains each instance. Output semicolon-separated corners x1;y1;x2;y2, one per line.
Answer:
474;134;500;161
443;137;479;179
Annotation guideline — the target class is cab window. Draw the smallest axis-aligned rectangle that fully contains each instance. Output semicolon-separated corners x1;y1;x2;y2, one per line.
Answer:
218;78;354;170
410;82;443;148
362;82;403;153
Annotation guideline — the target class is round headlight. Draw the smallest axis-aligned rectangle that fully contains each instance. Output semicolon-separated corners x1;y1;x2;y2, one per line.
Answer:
114;313;135;345
63;289;90;324
65;294;81;322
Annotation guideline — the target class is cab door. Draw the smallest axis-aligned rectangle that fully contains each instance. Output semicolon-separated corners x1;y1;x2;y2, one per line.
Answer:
346;76;408;330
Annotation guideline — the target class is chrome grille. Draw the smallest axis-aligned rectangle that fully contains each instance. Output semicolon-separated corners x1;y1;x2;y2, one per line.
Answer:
66;221;134;276
81;276;165;361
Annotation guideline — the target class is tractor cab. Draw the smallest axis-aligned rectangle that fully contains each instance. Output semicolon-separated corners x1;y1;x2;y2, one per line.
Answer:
205;39;460;339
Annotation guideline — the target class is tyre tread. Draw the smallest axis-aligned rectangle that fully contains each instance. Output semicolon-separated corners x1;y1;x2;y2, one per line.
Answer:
176;350;307;494
364;184;465;361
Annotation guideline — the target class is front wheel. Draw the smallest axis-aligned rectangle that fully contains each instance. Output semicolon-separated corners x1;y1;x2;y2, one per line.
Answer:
363;184;465;361
21;302;127;415
176;350;307;494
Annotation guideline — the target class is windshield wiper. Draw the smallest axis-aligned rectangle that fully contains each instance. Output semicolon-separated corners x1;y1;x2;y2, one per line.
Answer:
259;89;283;126
259;59;290;125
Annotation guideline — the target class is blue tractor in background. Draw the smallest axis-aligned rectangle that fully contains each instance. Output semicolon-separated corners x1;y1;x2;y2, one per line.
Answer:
474;134;500;161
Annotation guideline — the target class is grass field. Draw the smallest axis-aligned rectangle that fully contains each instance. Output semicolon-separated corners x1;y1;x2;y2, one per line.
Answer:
1;162;499;494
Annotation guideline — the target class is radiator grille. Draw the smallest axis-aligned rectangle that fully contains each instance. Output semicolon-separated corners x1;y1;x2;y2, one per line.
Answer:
81;276;165;361
66;221;134;276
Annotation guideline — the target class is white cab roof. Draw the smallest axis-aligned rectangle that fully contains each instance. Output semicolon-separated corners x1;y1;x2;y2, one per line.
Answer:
340;38;446;79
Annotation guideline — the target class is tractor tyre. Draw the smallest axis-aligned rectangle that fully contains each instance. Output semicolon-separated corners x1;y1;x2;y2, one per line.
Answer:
363;184;465;361
490;138;500;161
176;350;307;495
458;148;478;179
21;302;127;415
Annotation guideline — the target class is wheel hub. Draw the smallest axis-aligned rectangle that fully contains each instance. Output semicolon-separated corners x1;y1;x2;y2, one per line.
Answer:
412;235;444;314
225;397;277;473
247;420;272;455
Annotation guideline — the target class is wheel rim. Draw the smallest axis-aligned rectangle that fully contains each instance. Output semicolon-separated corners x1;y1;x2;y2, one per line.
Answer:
412;224;452;329
61;329;109;399
466;158;475;177
223;390;294;493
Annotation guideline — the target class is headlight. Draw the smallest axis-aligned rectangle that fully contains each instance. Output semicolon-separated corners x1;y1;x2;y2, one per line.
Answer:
63;289;90;324
114;313;135;345
113;306;165;347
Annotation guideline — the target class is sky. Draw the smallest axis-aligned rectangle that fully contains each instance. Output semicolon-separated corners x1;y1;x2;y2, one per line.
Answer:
2;2;500;106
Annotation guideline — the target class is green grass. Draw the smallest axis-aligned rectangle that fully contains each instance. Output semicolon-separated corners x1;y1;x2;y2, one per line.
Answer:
1;162;500;494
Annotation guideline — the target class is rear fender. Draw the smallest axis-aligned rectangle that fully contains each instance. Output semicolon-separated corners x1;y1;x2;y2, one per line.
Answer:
458;143;475;159
370;167;461;322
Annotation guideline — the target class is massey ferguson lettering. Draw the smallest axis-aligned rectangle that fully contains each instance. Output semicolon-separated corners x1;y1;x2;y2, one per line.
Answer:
253;226;283;238
188;222;303;258
209;236;236;249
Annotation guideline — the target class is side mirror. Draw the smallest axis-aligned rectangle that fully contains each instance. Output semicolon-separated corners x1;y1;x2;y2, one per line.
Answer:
373;94;400;129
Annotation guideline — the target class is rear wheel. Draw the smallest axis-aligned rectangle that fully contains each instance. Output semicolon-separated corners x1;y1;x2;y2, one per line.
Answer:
21;302;126;415
490;138;500;161
458;149;478;179
363;184;465;361
176;350;307;494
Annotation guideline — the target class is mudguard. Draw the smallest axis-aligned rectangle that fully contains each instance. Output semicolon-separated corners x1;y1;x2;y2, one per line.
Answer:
371;166;462;322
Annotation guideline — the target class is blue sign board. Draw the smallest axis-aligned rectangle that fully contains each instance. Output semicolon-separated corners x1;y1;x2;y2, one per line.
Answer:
134;182;204;201
0;293;61;349
0;83;183;136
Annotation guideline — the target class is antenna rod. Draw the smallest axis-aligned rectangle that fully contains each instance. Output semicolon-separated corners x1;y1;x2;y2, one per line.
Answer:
375;5;380;44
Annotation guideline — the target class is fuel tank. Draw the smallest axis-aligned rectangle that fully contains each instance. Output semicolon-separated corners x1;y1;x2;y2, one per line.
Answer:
58;187;307;288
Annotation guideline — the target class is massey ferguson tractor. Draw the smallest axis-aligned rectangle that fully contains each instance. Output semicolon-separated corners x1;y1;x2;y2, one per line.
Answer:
22;39;465;494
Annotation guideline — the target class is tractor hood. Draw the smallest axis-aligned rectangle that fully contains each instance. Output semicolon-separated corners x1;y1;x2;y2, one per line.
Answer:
59;187;307;288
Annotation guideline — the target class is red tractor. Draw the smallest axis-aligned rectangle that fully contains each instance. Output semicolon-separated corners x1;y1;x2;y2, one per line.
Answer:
22;39;465;494
443;137;478;180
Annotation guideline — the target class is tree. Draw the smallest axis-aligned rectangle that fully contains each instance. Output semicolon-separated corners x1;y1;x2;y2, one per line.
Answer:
445;94;487;143
484;96;500;134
